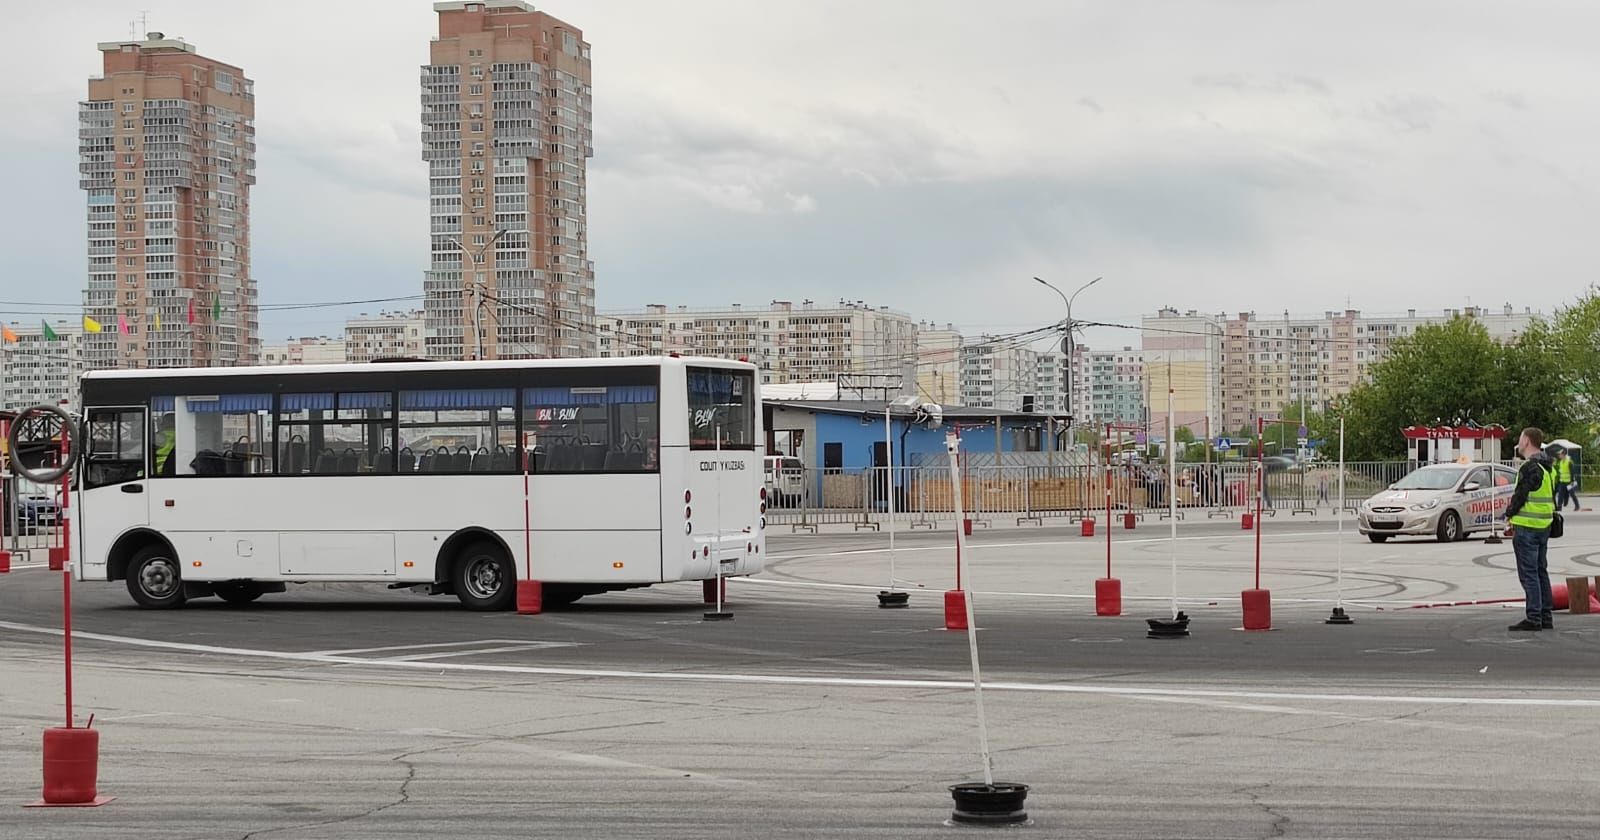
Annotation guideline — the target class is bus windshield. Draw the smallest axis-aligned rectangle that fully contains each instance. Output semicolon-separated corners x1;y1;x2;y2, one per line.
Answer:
687;367;755;450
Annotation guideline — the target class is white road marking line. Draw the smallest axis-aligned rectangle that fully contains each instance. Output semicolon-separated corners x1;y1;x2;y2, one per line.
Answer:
384;642;575;661
2;619;1597;709
308;639;569;656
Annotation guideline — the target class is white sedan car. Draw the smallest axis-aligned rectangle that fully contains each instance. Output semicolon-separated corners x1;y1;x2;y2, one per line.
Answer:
1358;462;1517;543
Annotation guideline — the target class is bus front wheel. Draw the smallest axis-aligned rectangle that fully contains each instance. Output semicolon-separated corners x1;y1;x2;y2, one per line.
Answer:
453;541;515;611
126;545;187;609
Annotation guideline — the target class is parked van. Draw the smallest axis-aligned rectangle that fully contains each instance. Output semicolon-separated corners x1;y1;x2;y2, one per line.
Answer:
764;456;805;507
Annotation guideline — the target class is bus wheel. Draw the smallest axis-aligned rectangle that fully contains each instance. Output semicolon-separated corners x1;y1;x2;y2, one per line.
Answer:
214;582;264;605
127;545;187;609
454;541;515;611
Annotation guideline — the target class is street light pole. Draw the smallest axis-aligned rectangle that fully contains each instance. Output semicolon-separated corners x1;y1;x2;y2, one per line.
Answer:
450;228;510;360
1034;276;1101;450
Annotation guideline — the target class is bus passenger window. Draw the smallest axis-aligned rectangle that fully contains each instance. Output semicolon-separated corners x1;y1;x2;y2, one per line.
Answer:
276;392;394;475
522;384;659;473
399;389;516;473
687;367;755;450
153;395;272;476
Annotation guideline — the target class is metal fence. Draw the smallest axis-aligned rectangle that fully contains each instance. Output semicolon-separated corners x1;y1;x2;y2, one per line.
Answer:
3;473;62;554
767;461;1444;530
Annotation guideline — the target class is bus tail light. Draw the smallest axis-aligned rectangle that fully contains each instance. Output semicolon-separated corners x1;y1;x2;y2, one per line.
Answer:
759;488;767;501
685;506;692;520
685;522;692;534
684;489;692;503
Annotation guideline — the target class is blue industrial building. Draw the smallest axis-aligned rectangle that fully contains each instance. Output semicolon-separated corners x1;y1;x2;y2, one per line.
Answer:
765;400;1052;474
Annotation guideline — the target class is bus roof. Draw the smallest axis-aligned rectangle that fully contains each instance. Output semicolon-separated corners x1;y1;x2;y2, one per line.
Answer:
81;355;756;381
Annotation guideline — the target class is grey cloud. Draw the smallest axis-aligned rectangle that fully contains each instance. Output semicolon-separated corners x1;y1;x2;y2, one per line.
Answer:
1372;95;1447;133
1483;89;1529;111
1191;73;1331;97
1077;96;1104;114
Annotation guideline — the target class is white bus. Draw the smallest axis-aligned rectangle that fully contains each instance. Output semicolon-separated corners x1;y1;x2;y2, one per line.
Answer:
73;356;766;610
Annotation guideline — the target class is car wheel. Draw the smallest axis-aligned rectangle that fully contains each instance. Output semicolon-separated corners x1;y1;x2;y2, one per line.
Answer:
214;581;264;605
1367;533;1390;543
126;545;187;609
453;540;515;611
1436;511;1462;543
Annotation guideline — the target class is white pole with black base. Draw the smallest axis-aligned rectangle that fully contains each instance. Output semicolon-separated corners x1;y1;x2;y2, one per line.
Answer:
942;431;1029;826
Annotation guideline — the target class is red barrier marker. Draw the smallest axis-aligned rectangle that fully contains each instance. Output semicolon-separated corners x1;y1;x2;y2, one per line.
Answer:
1080;518;1095;537
702;577;727;605
1095;577;1122;616
38;727;102;806
1240;512;1254;530
1241;588;1272;630
1123;512;1136;530
944;589;967;630
515;579;542;615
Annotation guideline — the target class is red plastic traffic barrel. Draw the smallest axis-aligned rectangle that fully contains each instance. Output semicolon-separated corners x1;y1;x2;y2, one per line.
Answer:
42;726;98;805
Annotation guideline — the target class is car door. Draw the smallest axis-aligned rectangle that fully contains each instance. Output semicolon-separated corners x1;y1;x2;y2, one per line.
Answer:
1459;467;1492;530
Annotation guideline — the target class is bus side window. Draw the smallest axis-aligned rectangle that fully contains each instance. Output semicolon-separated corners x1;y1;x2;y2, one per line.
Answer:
85;408;146;488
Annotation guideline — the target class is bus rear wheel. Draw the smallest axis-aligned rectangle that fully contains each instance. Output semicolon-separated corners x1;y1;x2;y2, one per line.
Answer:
126;545;186;609
214;582;264;605
453;541;515;611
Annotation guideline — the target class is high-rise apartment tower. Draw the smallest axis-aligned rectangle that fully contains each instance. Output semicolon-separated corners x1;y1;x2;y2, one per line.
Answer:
423;1;595;359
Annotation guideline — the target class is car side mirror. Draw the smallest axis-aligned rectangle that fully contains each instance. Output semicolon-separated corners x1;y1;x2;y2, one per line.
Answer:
1462;482;1481;492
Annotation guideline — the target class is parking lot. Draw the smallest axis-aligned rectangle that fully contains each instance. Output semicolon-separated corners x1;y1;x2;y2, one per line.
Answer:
2;515;1599;838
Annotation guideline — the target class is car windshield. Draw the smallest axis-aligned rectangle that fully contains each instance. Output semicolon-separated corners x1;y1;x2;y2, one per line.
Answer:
1393;467;1466;490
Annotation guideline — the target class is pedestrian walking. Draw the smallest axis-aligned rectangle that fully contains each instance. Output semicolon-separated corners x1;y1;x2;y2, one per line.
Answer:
1505;427;1557;632
1553;446;1580;511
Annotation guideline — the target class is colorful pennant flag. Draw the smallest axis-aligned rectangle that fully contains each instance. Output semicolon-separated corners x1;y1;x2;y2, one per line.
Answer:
41;321;58;340
118;313;129;335
2;326;16;343
187;298;196;324
154;311;162;332
82;316;103;334
212;295;222;320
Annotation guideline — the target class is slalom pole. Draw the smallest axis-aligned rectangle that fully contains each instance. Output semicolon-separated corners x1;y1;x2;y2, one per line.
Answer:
1328;416;1353;625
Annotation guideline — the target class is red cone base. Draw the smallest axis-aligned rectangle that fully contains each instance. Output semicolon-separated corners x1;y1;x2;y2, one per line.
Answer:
702;577;727;605
0;550;10;574
48;546;66;571
1080;518;1095;537
1242;588;1272;630
963;519;973;536
515;579;542;615
39;727;100;806
944;589;968;630
1123;512;1136;530
1240;513;1254;530
1095;577;1122;616
1550;581;1600;613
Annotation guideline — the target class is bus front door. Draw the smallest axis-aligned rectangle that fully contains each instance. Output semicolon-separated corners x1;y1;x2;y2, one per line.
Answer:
80;406;152;577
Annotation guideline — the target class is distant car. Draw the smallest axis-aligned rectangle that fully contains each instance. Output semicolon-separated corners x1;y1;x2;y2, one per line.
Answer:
1358;462;1516;543
763;456;805;507
2;489;59;535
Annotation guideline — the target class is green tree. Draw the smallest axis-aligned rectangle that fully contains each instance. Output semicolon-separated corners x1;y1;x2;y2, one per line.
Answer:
1551;286;1600;441
1342;316;1576;460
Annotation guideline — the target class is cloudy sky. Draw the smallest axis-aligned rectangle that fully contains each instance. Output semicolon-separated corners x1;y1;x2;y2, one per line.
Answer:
2;1;1595;349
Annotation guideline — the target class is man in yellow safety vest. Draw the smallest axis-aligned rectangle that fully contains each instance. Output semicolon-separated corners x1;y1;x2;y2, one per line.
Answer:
154;414;176;476
1505;427;1556;631
1553;446;1579;511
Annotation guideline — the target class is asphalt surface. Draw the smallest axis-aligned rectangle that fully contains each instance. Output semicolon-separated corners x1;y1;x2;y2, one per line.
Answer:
2;515;1599;837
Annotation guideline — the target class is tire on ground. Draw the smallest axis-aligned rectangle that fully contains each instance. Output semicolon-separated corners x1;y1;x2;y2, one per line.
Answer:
452;540;516;611
126;543;187;609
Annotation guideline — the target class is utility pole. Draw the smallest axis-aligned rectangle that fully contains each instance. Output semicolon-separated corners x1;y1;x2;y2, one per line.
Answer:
450;228;508;361
1034;276;1101;443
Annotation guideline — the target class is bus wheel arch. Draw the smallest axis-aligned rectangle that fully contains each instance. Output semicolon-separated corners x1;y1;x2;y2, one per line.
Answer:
108;529;178;583
436;528;516;610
